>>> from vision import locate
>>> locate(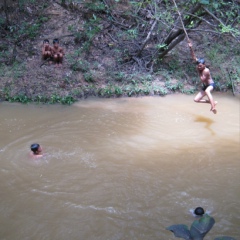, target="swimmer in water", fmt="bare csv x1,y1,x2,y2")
190,207,211,217
30,143,43,158
194,207,205,216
